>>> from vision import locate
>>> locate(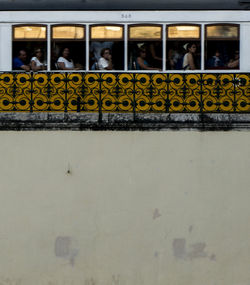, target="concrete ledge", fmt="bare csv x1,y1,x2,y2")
0,112,249,131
